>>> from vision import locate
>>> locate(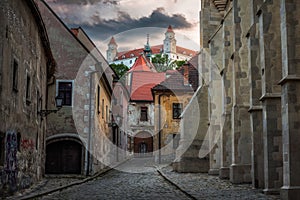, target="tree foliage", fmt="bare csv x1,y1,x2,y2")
110,63,129,78
151,54,186,72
